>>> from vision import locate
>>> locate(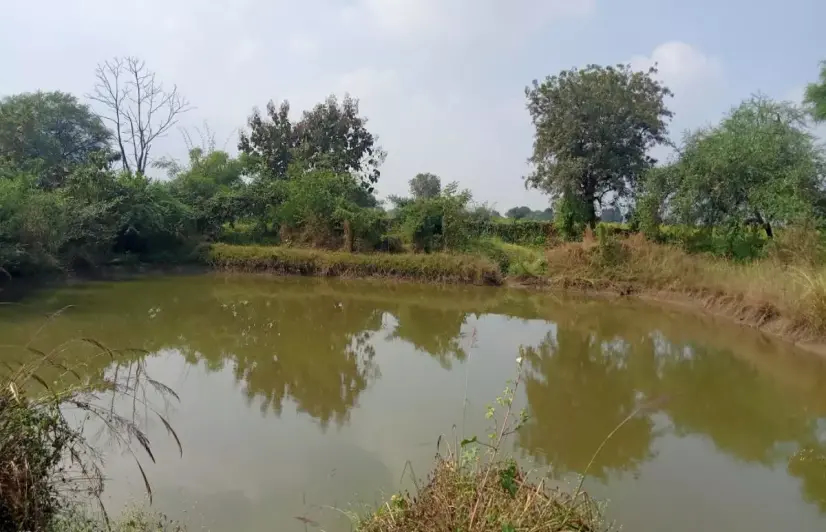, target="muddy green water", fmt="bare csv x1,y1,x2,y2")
2,274,826,531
